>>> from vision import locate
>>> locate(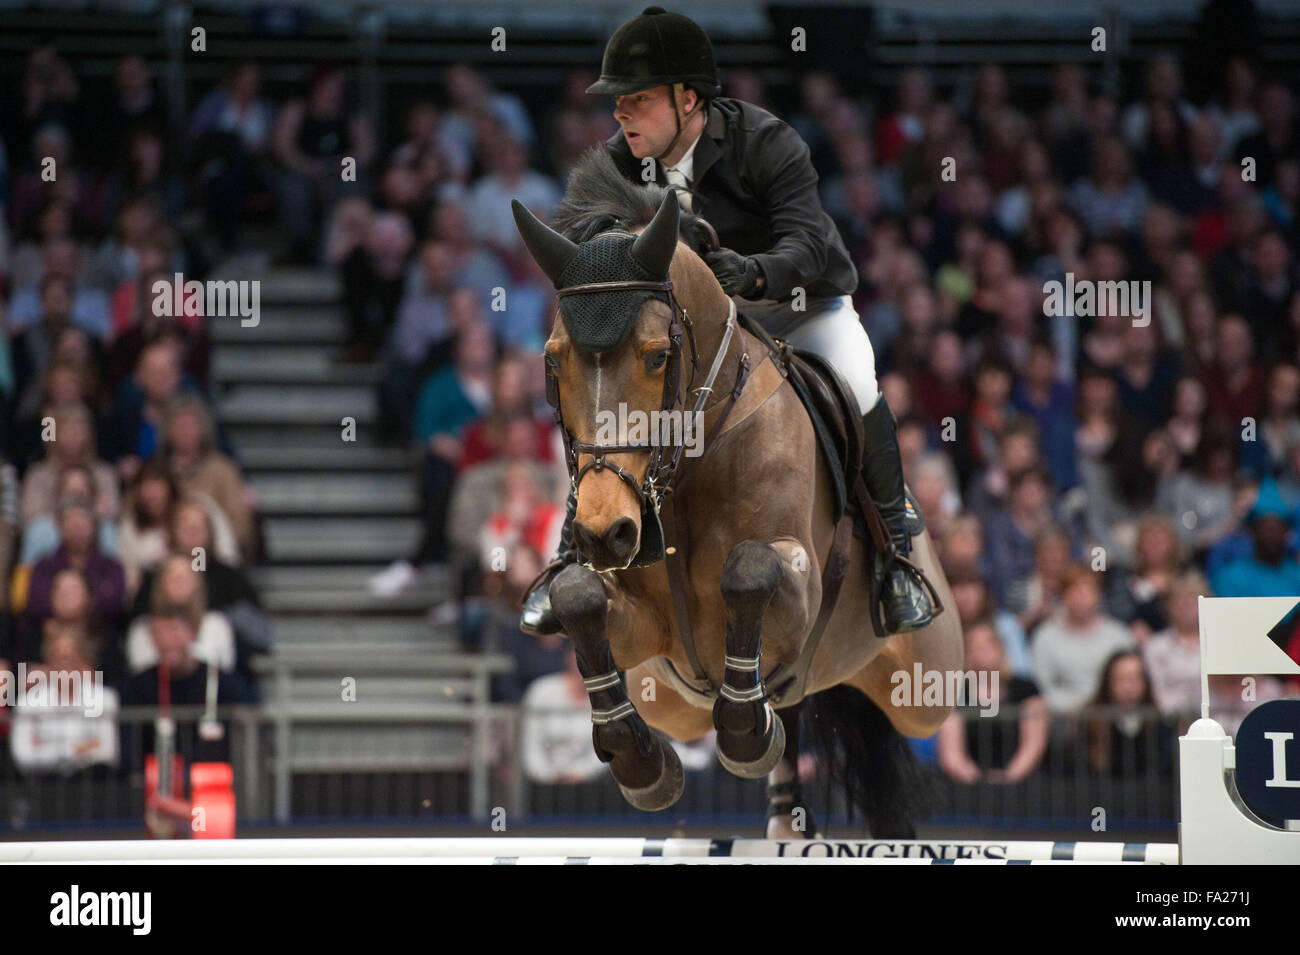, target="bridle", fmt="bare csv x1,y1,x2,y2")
545,230,739,567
